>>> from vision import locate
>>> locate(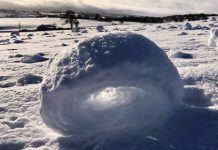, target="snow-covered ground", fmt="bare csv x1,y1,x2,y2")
0,18,117,31
0,19,218,150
